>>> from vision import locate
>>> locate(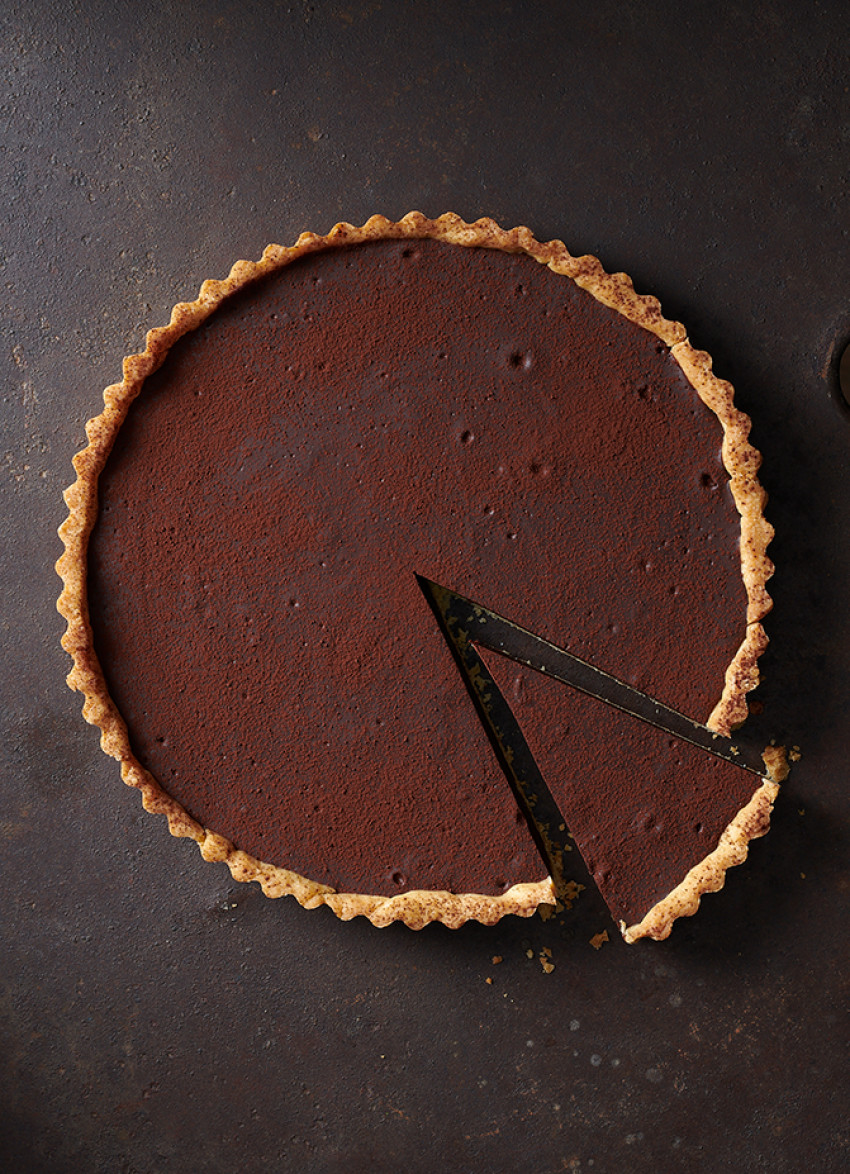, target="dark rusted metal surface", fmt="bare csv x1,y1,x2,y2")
2,1,848,1170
